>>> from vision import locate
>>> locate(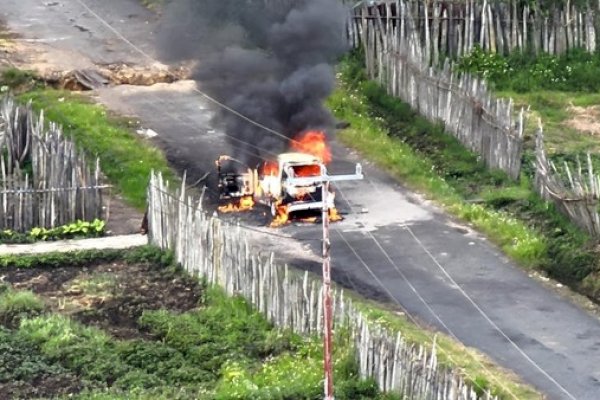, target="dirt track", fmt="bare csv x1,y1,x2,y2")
2,1,600,398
